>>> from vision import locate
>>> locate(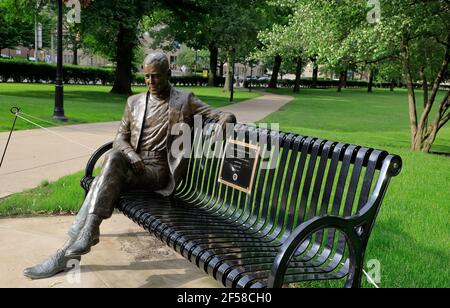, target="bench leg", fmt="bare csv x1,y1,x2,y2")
345,252,363,288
